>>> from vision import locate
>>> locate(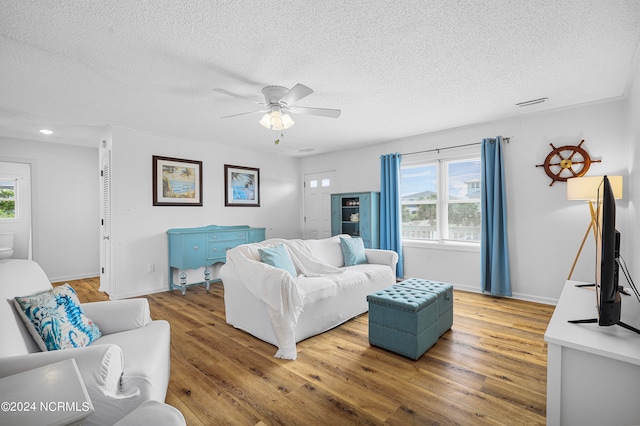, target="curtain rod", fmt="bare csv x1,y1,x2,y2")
403,137,511,156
